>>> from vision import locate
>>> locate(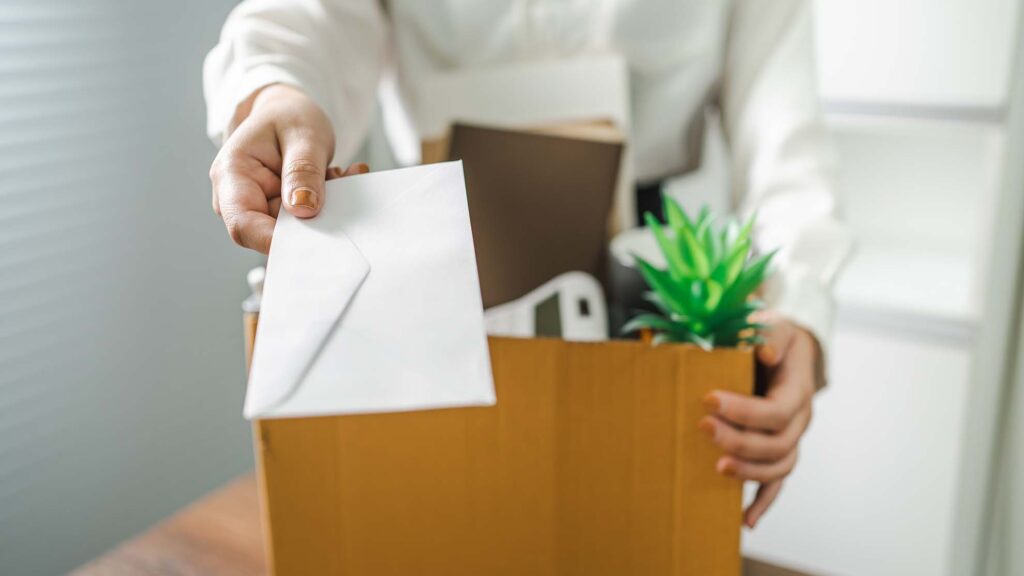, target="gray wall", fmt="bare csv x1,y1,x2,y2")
0,2,262,574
